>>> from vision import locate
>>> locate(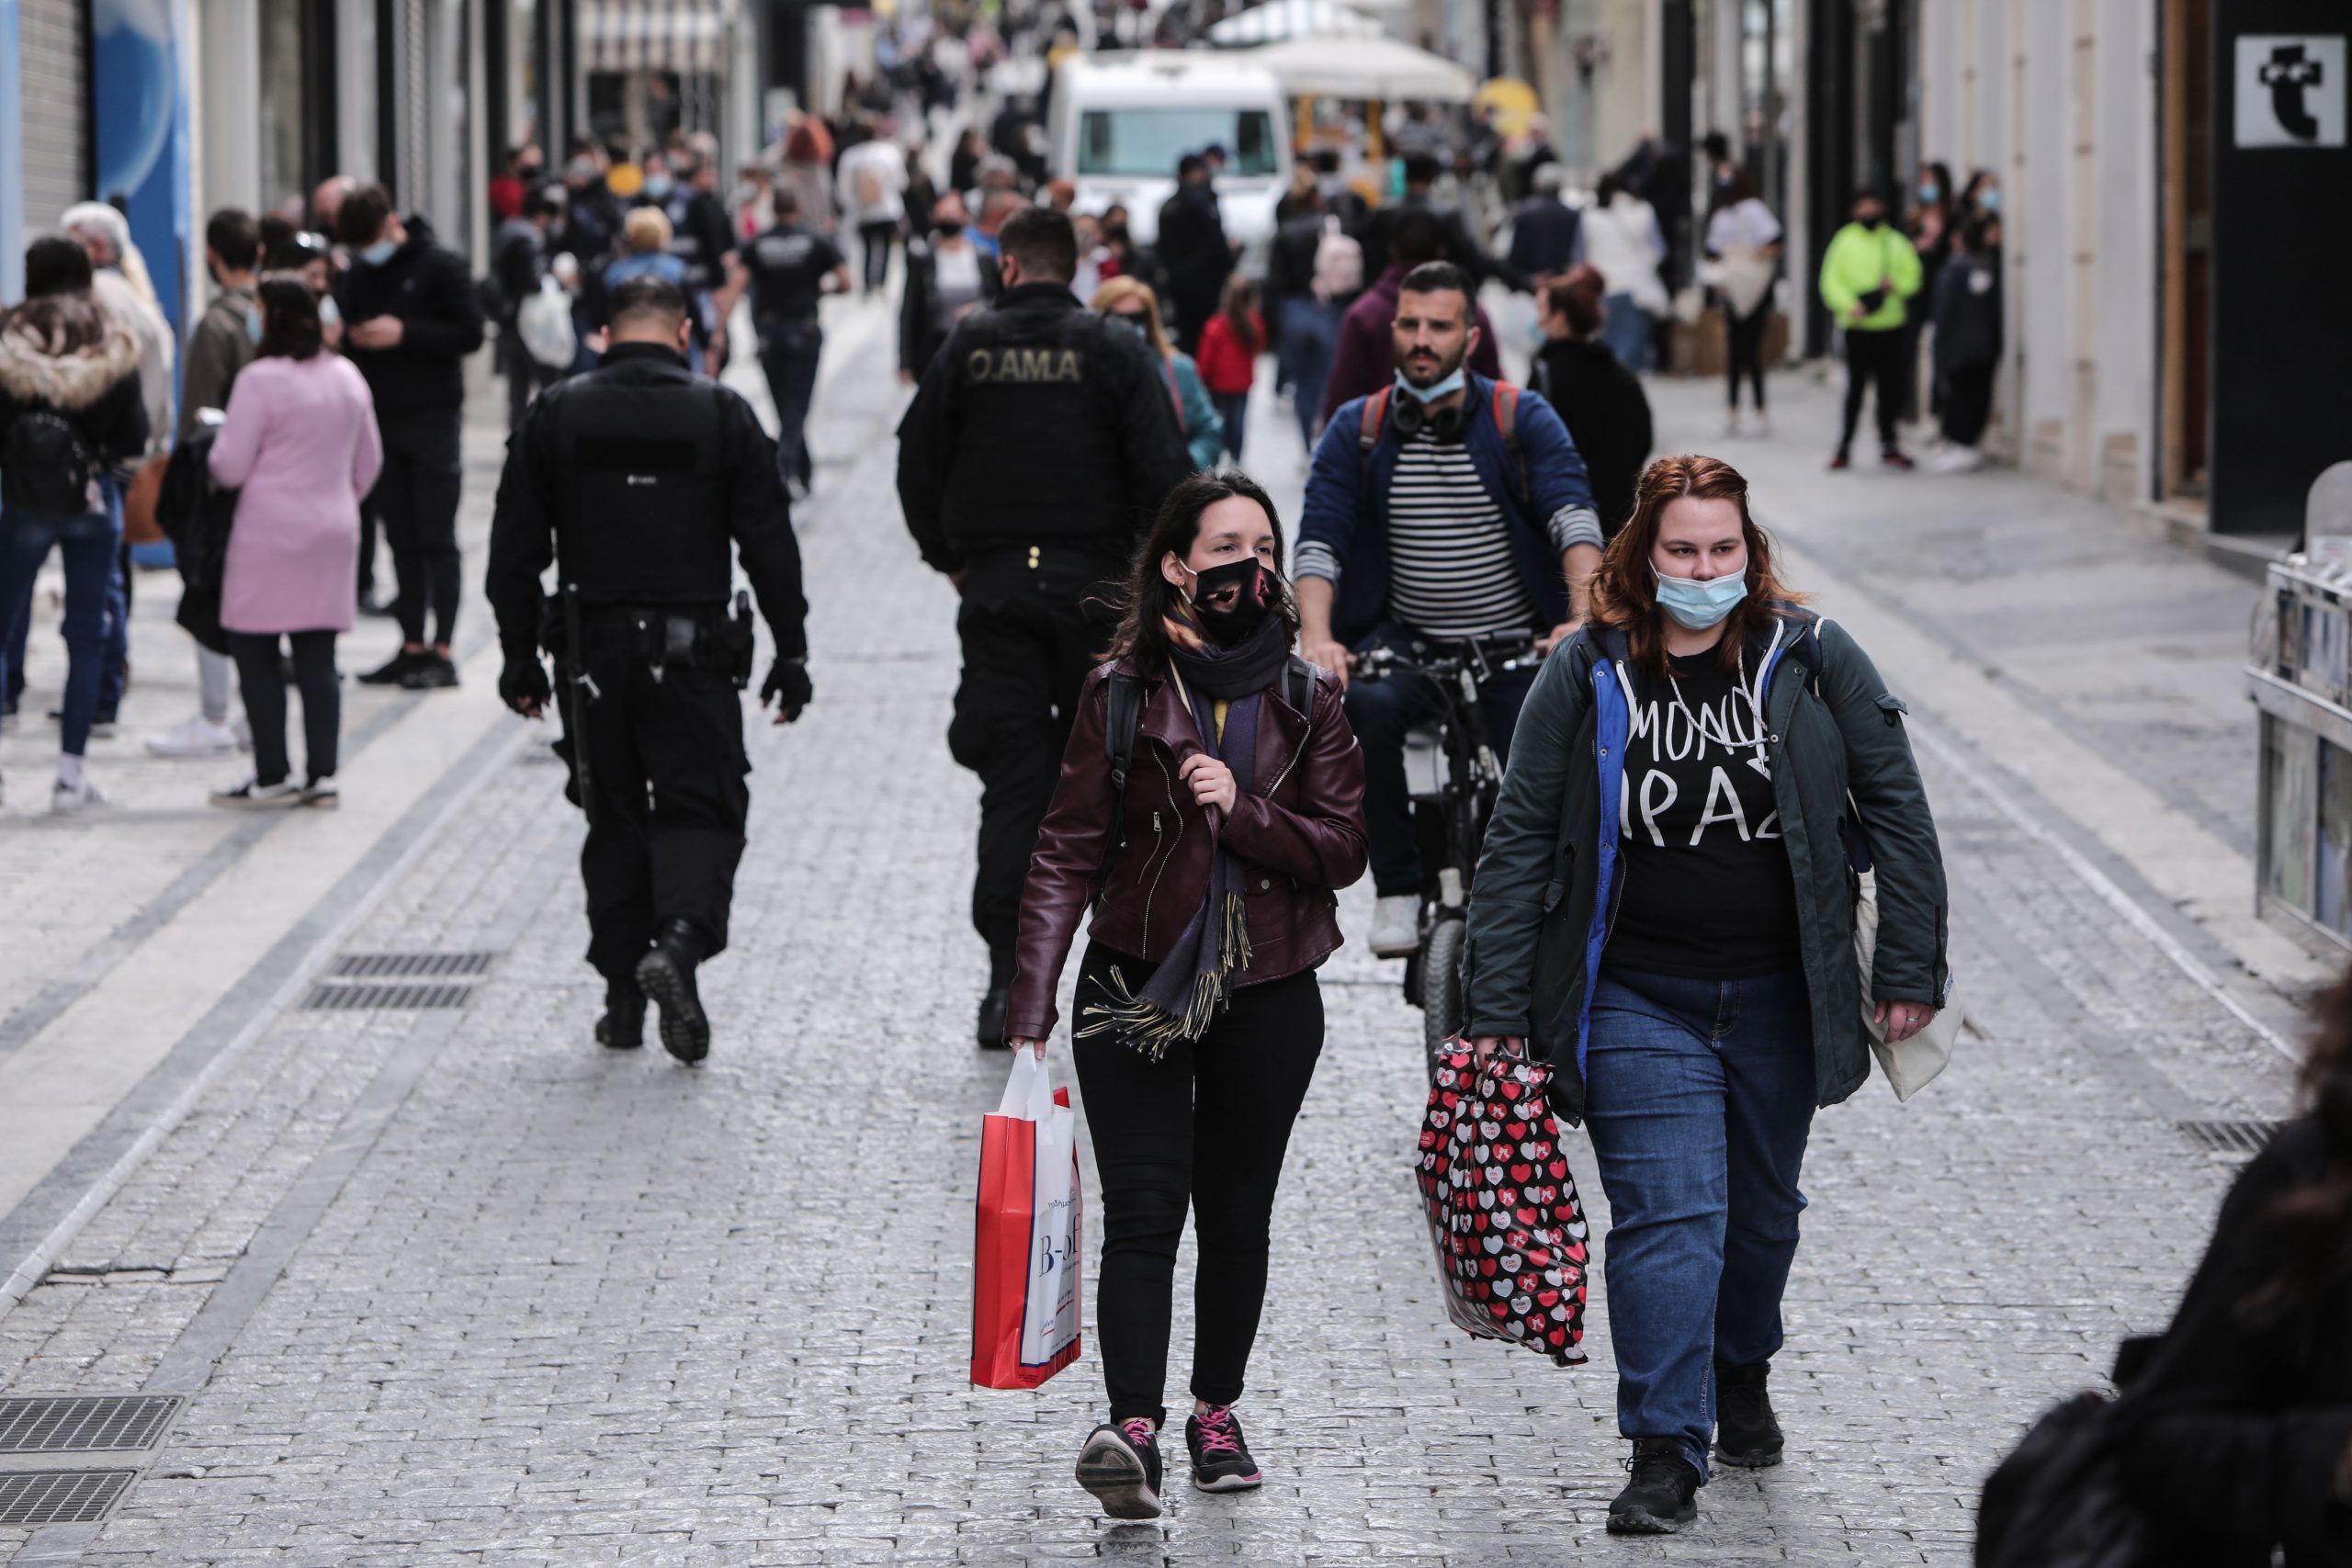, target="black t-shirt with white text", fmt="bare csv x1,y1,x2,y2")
1606,649,1804,979
744,223,844,323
